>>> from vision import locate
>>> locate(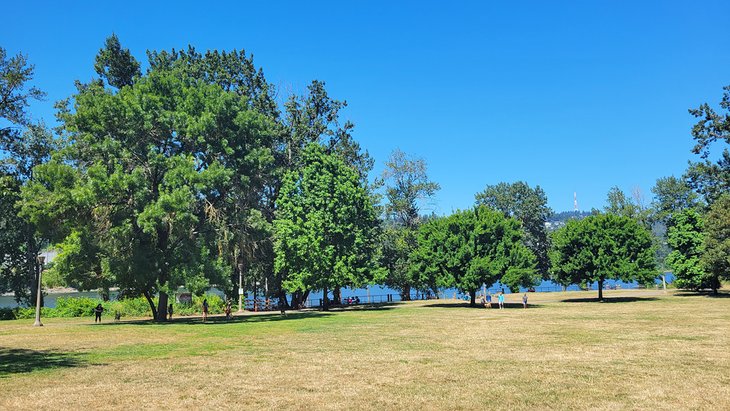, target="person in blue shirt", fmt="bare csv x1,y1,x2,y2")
485,293,492,308
498,292,505,309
